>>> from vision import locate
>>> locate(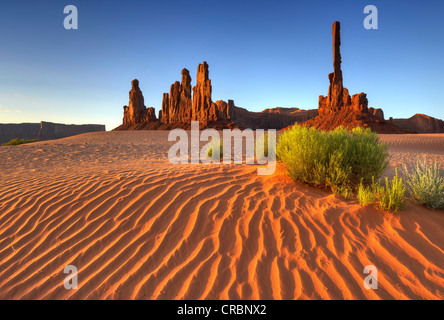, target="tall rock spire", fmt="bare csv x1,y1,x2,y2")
192,61,213,122
319,21,368,117
332,21,342,86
